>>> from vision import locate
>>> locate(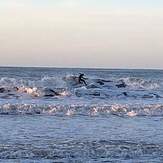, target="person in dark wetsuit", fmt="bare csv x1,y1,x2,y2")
78,73,87,86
